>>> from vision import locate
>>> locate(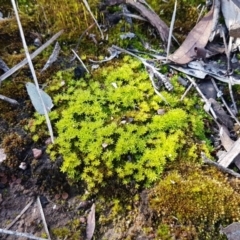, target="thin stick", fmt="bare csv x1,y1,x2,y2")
0,94,19,105
82,0,104,39
0,30,63,83
181,83,193,101
221,27,232,74
166,0,177,61
201,152,240,178
221,28,237,113
71,49,89,74
112,45,173,91
37,196,51,240
148,69,169,104
74,22,95,53
6,198,34,230
186,75,217,120
229,76,238,114
0,228,47,240
11,0,54,143
211,78,240,126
